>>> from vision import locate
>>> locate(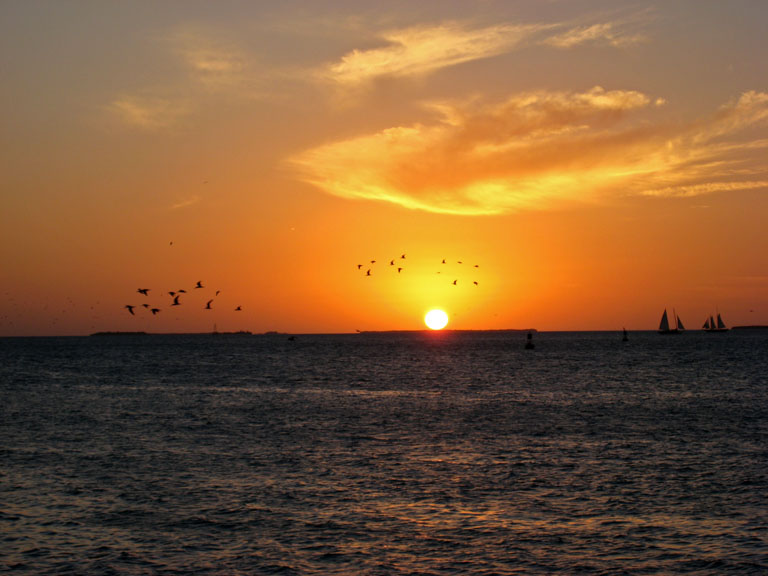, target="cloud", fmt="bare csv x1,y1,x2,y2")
170,195,202,209
322,22,548,87
167,29,252,93
291,89,768,215
543,22,646,48
107,96,190,131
